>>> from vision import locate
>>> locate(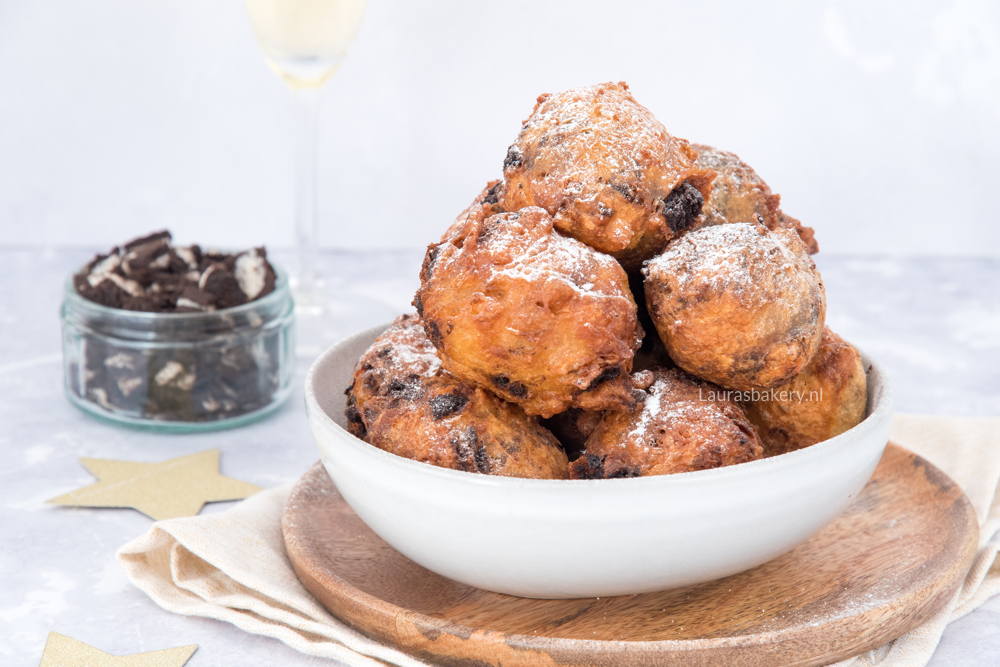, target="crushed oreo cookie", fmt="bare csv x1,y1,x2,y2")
63,231,292,425
73,230,277,313
661,181,705,234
